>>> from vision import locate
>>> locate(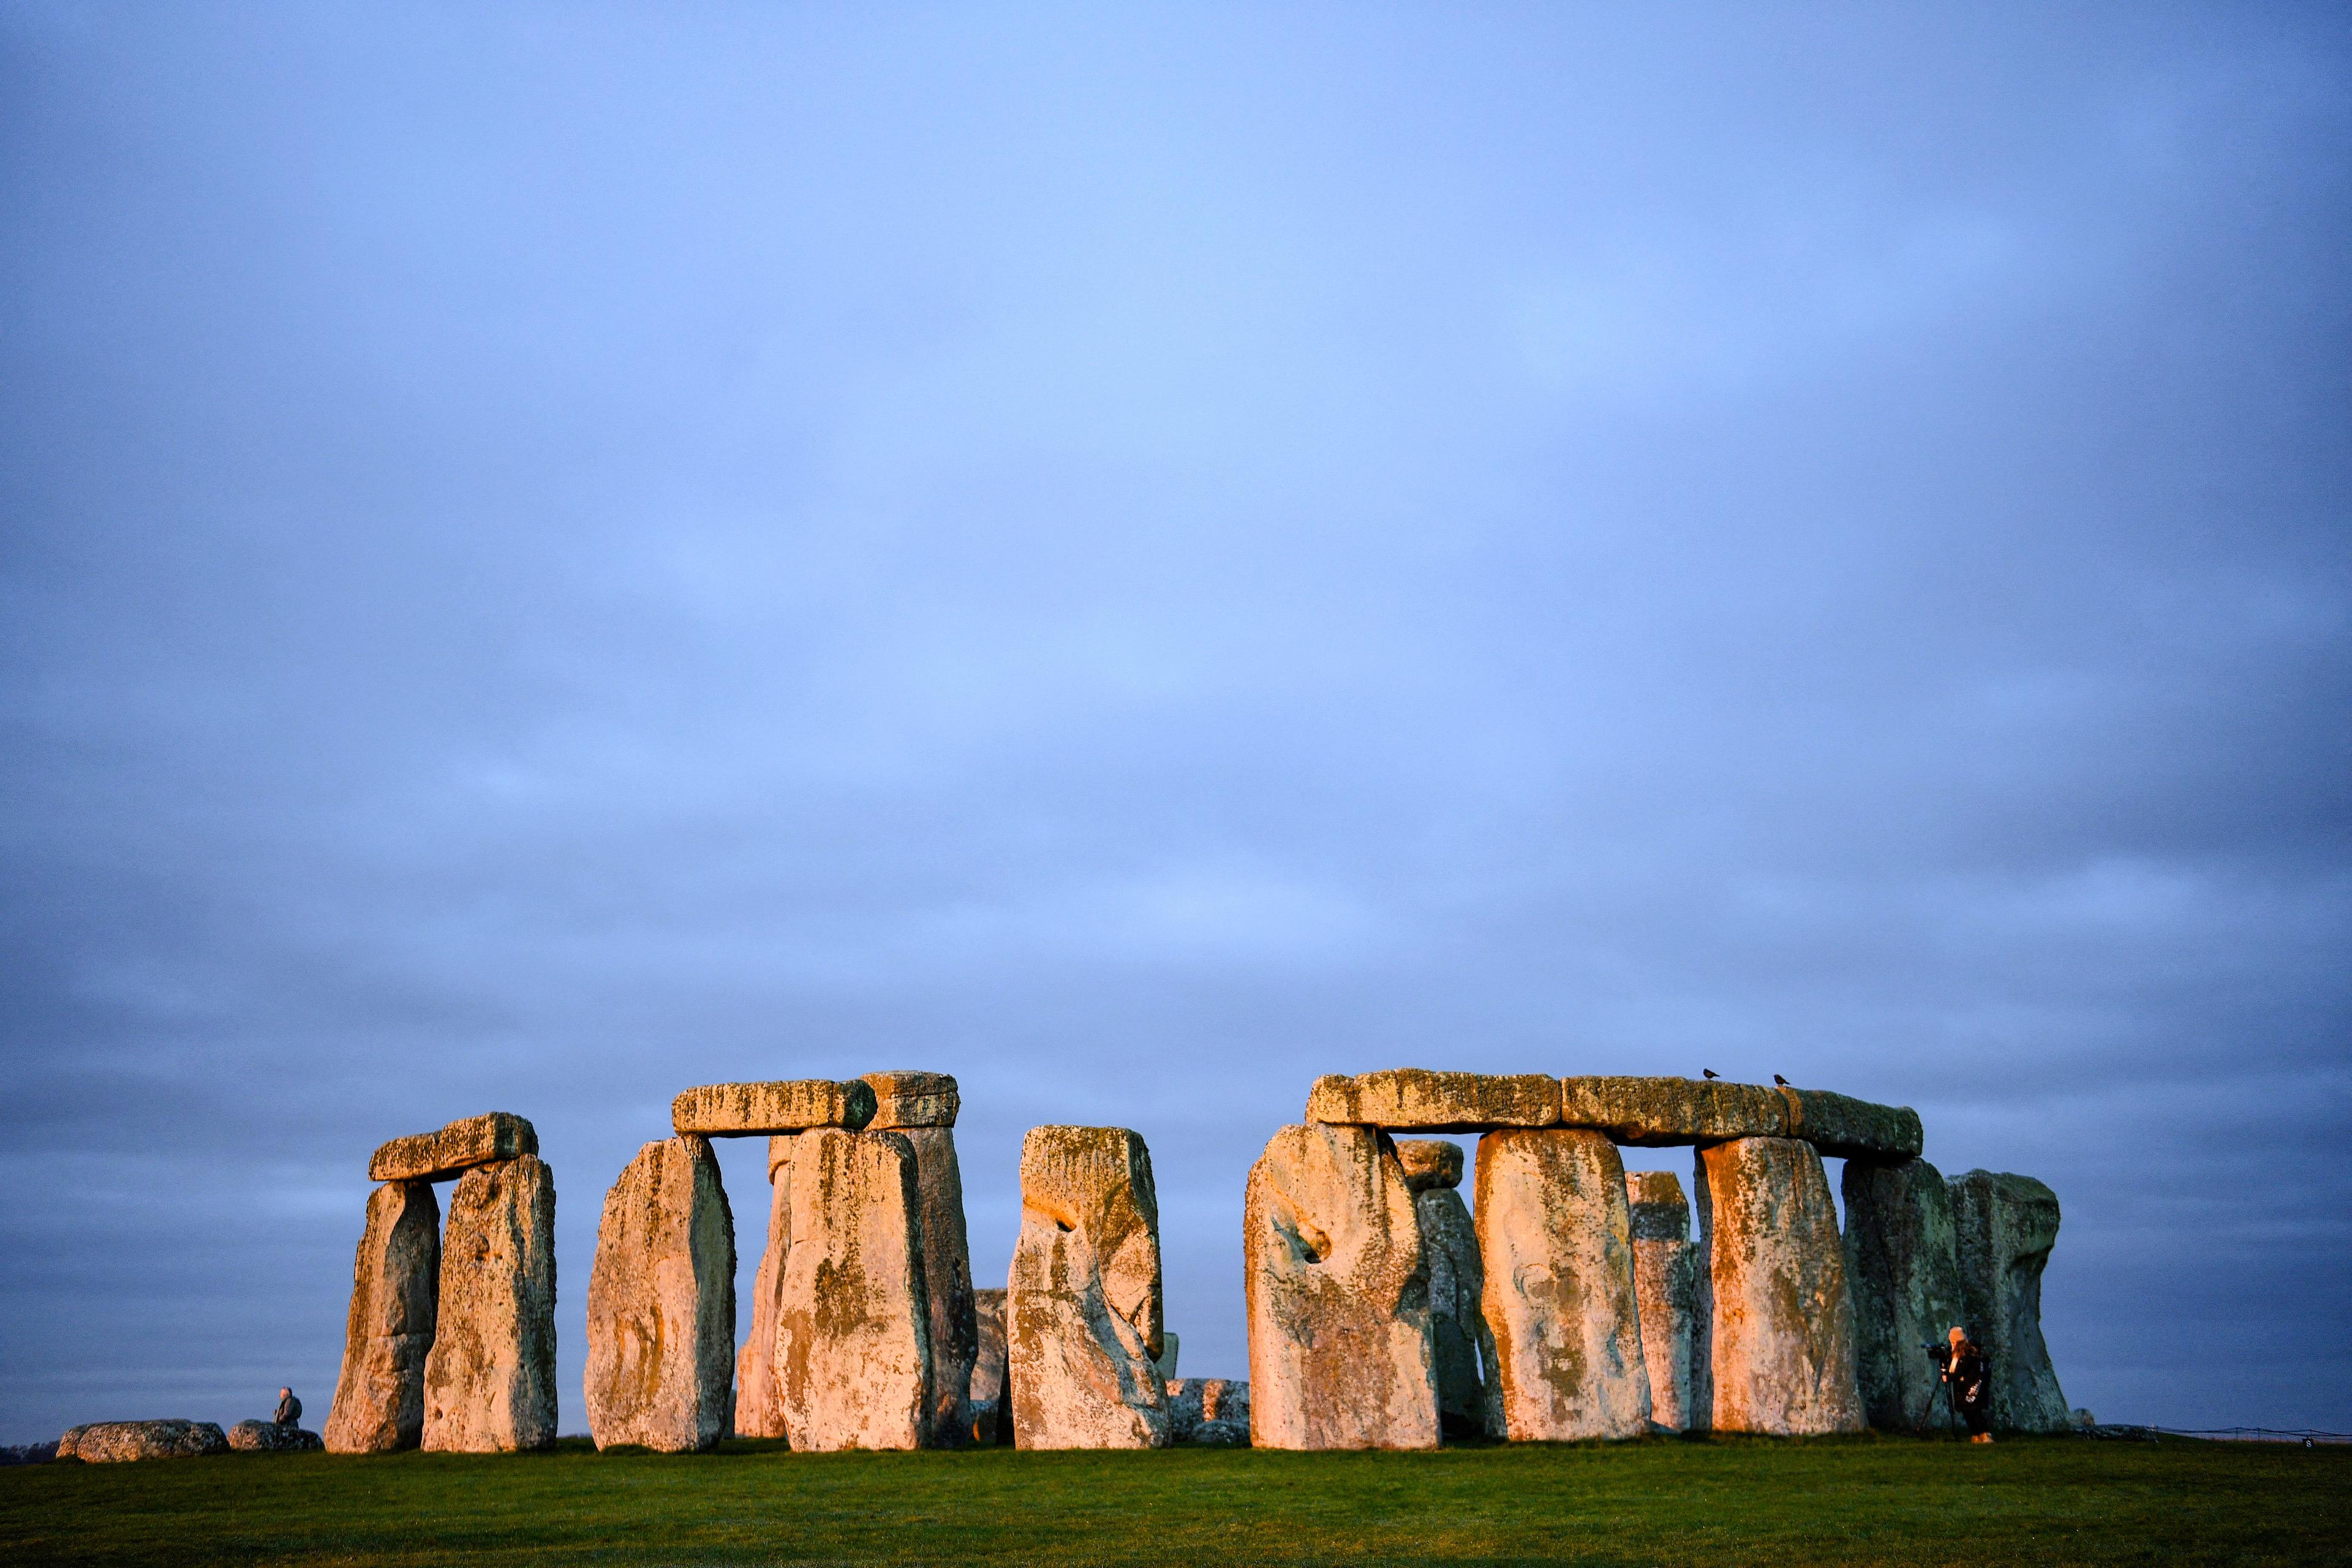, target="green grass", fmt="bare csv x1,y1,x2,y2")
1,1433,2343,1566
